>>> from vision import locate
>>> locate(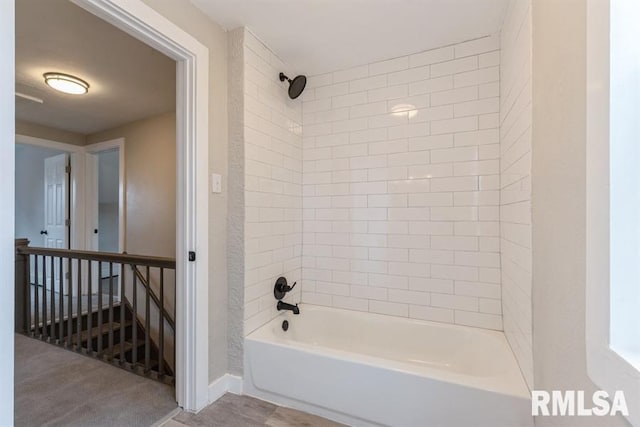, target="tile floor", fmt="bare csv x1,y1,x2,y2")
163,393,345,427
